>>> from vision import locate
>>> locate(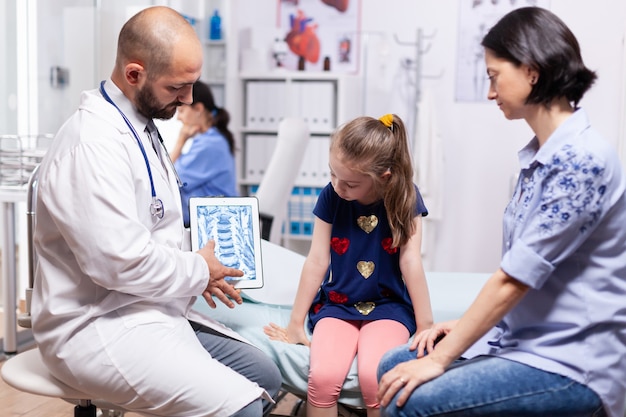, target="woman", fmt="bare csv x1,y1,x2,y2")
377,7,626,417
171,80,238,227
